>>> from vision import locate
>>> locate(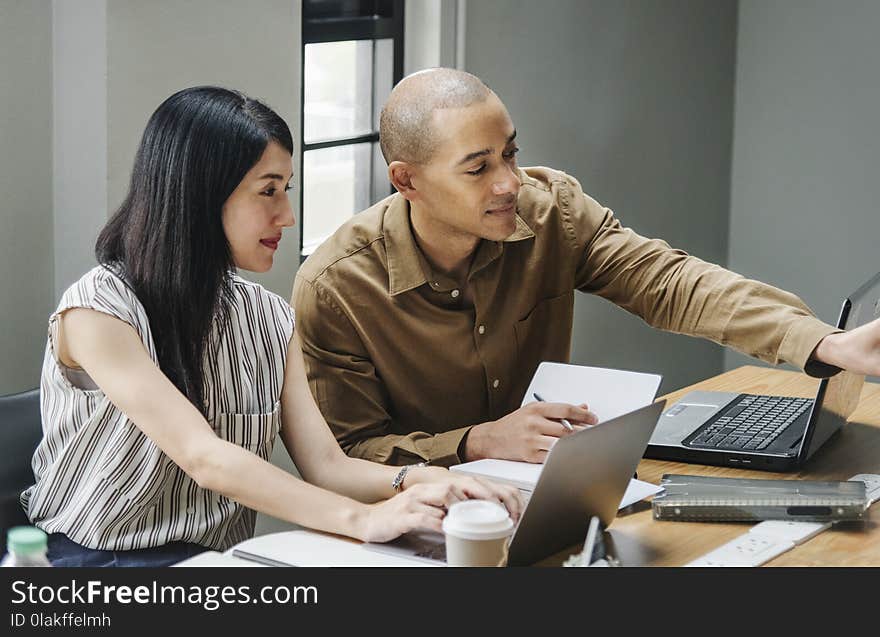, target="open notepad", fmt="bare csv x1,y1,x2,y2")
520,361,662,421
452,362,664,506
